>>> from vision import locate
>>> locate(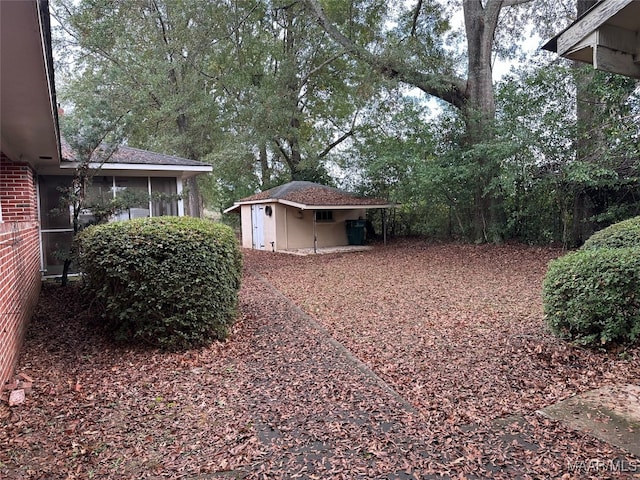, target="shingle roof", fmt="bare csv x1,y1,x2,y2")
237,181,390,207
61,139,209,167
